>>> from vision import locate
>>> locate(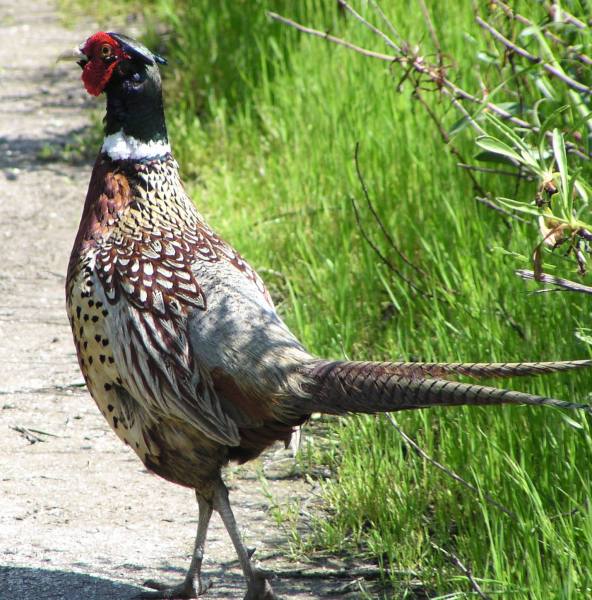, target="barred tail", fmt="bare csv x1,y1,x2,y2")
363,359,592,380
299,360,592,415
